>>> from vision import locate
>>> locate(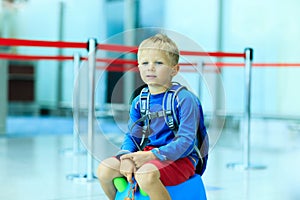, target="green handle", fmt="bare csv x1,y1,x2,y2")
113,177,149,196
113,177,128,193
139,188,148,196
